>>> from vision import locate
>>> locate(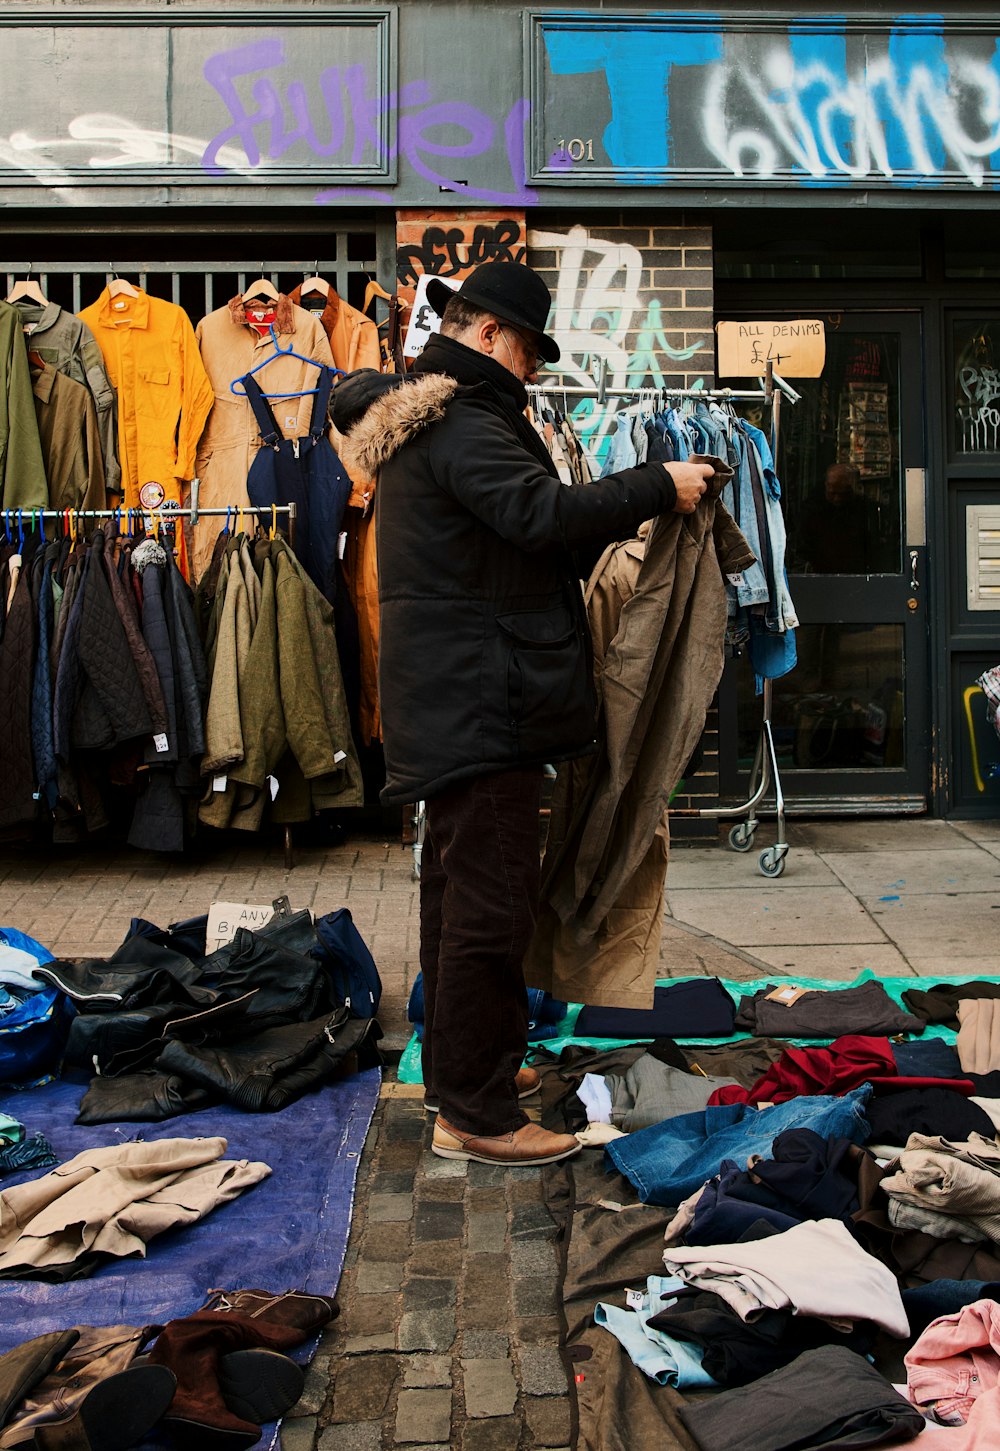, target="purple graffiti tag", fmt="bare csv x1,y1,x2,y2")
201,38,537,204
202,38,286,172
